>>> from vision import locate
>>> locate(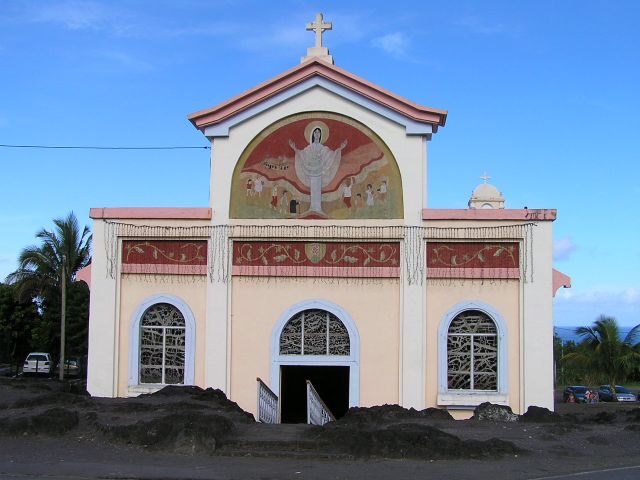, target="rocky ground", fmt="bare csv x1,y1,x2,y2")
1,377,640,479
